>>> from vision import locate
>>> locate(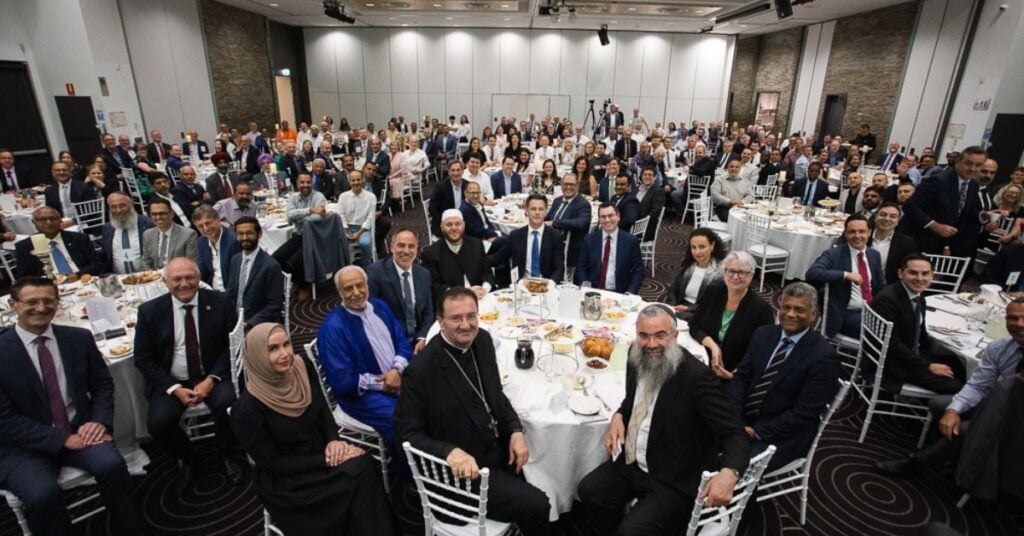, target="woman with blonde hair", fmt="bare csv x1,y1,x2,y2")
387,137,408,211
